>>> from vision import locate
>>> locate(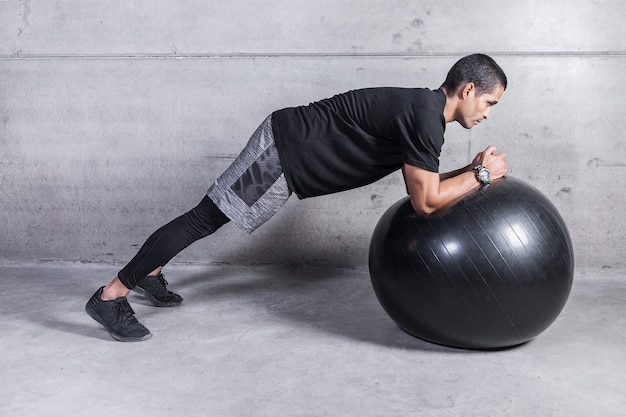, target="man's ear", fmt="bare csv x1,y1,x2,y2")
460,82,475,99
